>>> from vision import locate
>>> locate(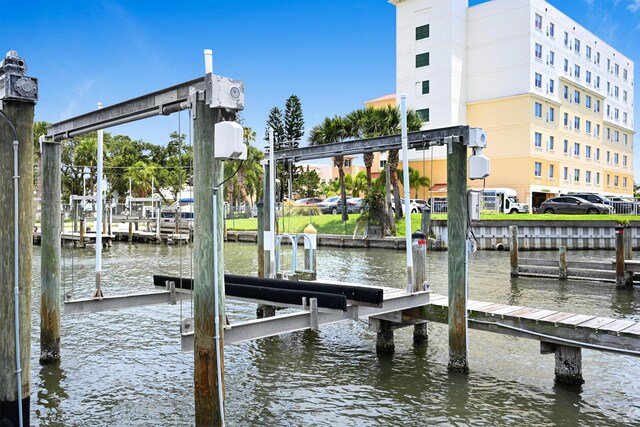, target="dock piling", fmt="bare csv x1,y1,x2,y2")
411,230,429,343
510,226,519,277
554,345,584,385
558,247,568,280
376,320,395,354
79,218,86,247
615,226,626,288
